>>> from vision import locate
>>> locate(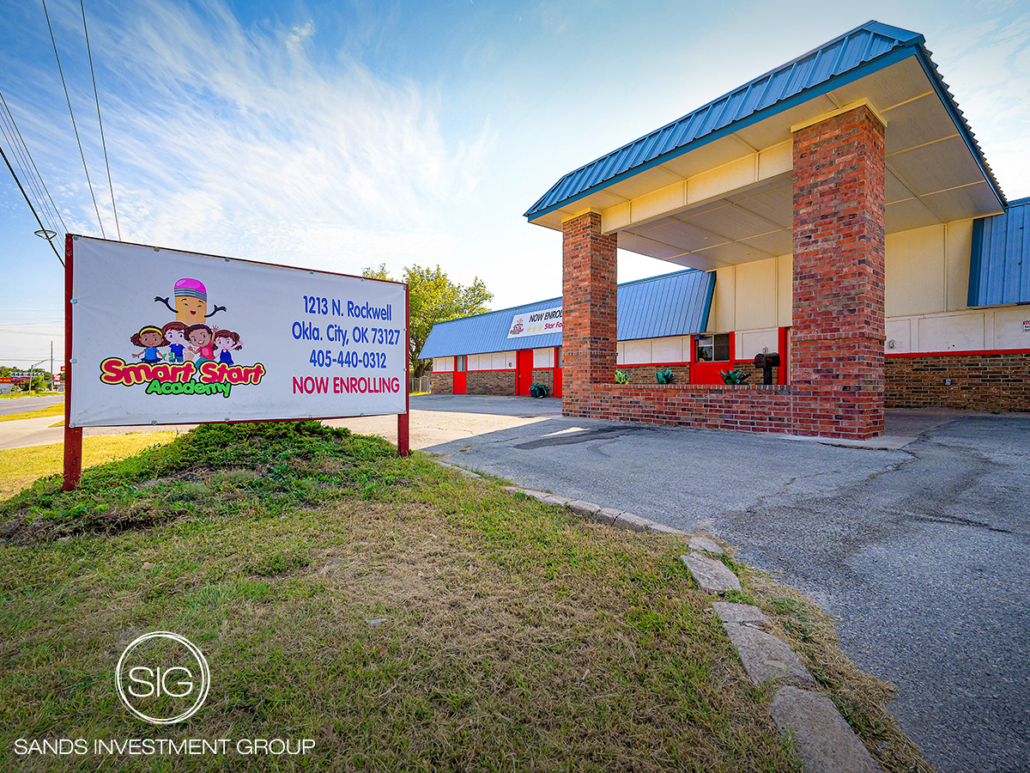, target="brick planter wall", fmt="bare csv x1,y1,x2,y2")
886,352,1030,411
431,372,453,394
466,370,515,396
617,364,691,385
561,383,884,438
